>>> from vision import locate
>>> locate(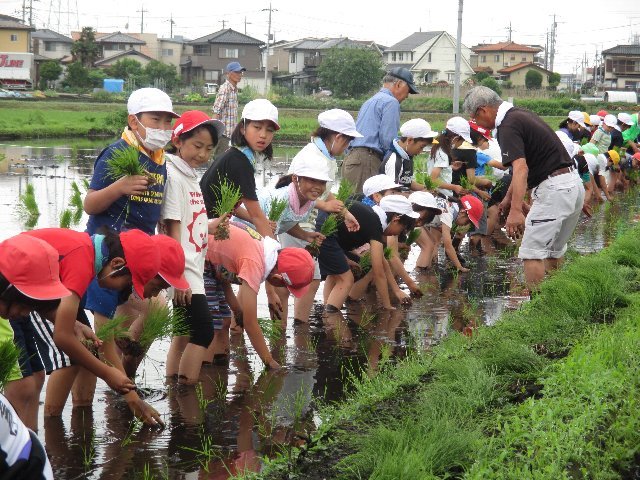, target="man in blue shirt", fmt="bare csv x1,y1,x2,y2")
341,67,418,193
